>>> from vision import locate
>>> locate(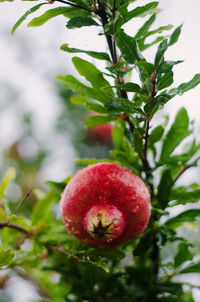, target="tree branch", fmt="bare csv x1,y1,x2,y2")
51,0,91,12
0,222,29,235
